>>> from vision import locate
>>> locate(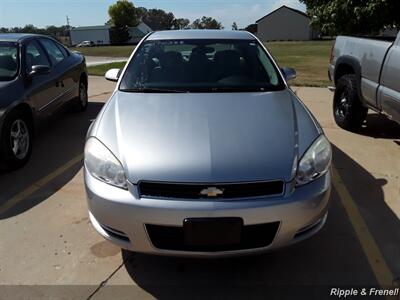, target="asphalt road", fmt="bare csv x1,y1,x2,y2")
0,77,399,300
